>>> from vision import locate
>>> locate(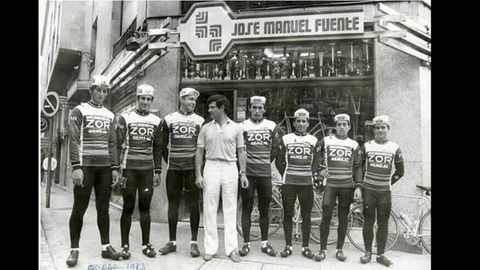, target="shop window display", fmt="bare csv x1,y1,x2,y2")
181,39,374,142
181,39,373,81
